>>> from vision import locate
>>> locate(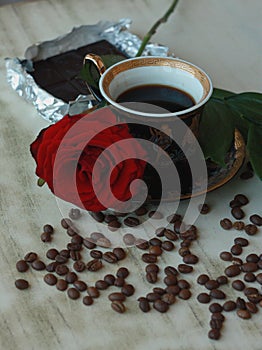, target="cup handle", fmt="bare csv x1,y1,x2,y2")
83,53,107,102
